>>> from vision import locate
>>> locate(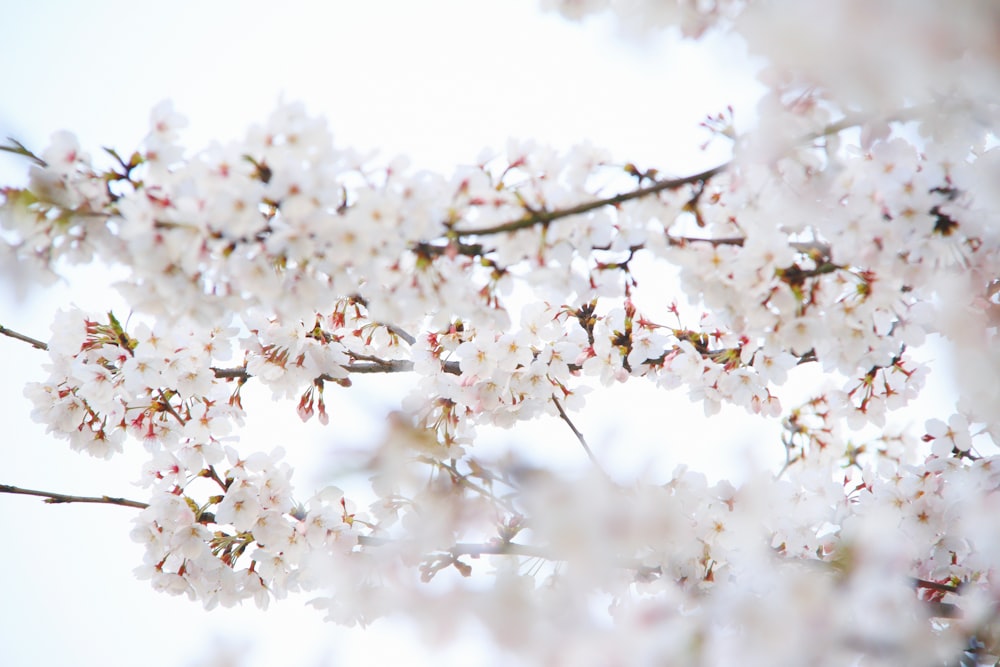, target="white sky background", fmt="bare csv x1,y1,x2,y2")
0,2,951,666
